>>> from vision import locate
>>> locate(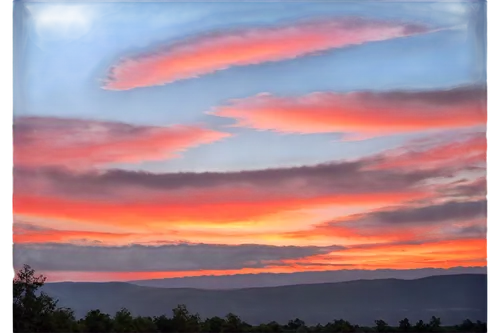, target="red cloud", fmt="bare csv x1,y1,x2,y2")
13,134,479,226
13,179,480,247
14,117,230,168
103,18,430,90
11,220,277,246
212,86,486,135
